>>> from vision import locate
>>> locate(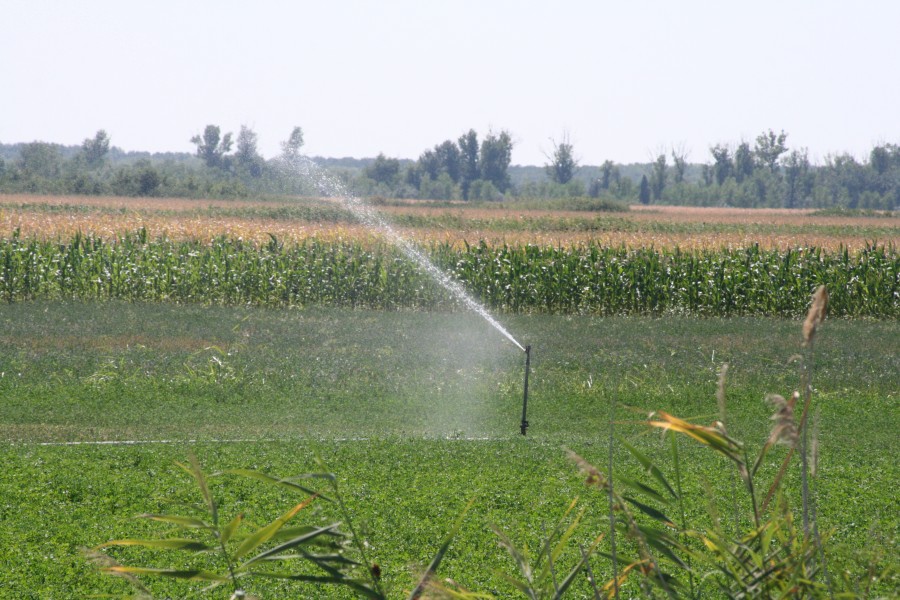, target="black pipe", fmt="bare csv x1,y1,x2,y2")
520,345,531,435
